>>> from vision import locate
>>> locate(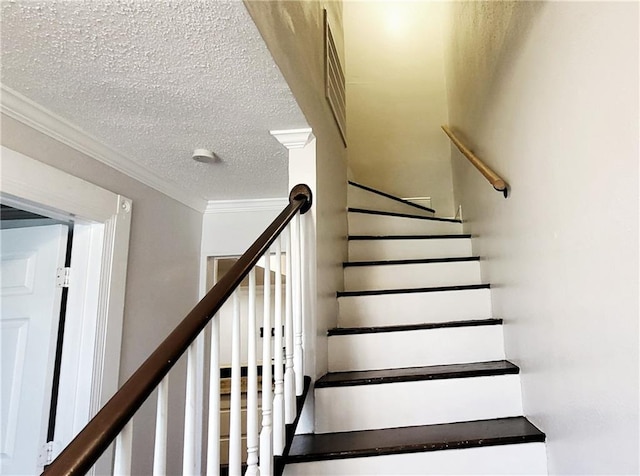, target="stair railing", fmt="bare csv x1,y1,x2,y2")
43,184,313,476
441,125,509,198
